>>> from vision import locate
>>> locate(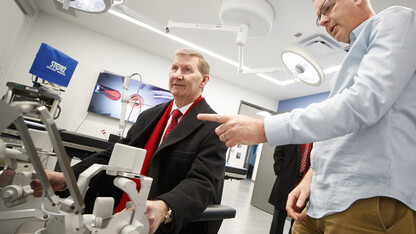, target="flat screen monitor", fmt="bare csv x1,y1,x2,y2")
88,71,173,122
